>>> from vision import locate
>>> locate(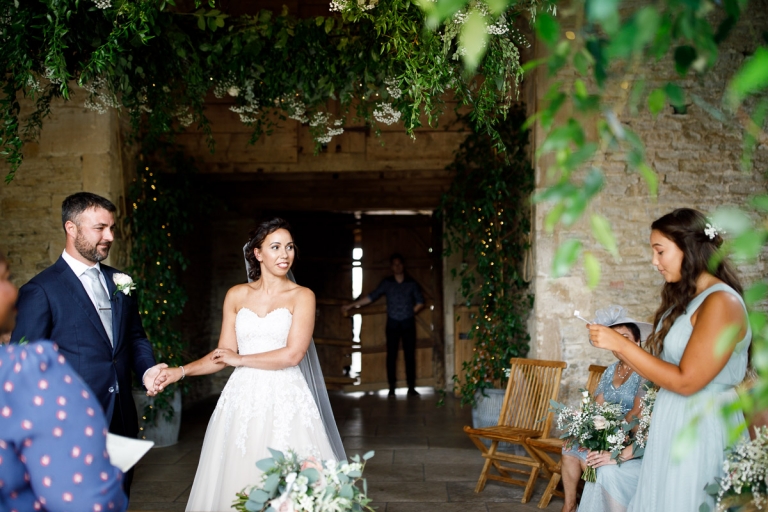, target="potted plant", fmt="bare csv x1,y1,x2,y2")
440,105,534,426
